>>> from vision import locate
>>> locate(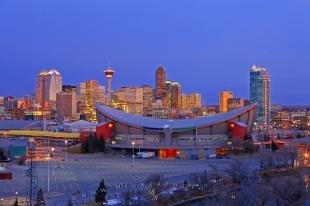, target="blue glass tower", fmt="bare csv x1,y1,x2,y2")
250,65,271,123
